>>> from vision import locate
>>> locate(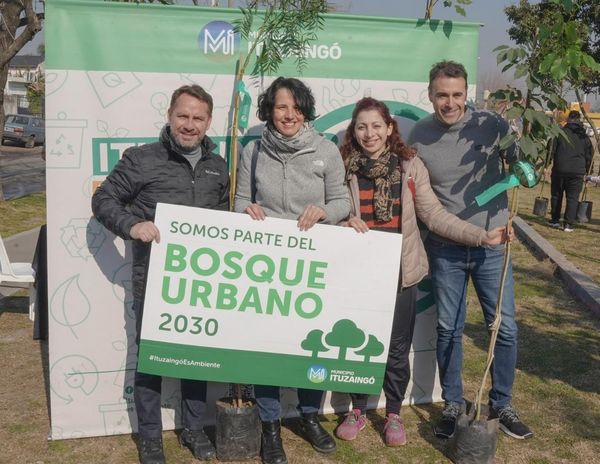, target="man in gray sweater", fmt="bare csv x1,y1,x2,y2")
408,61,532,440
